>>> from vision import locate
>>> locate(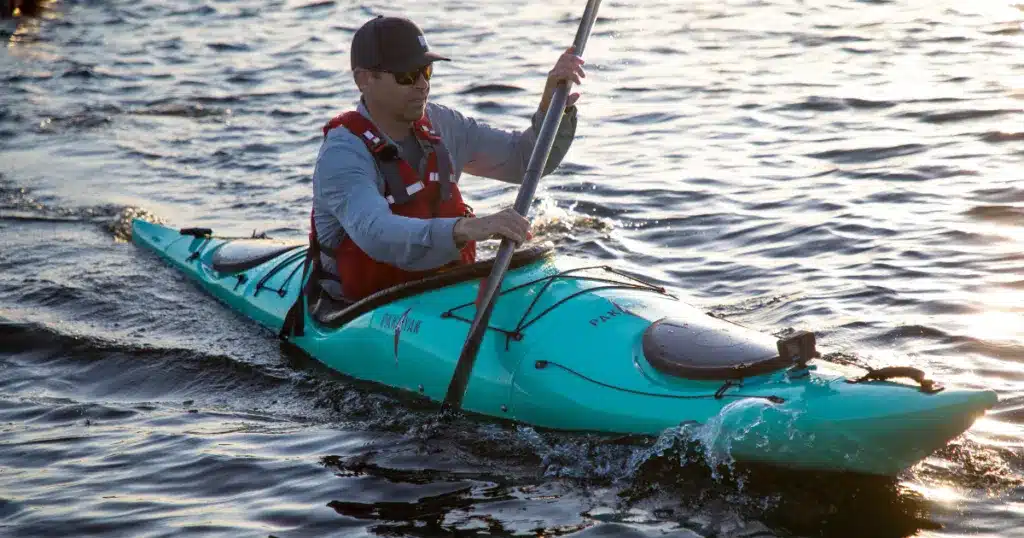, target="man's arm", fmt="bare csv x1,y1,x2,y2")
314,131,463,271
431,47,585,185
430,103,577,185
